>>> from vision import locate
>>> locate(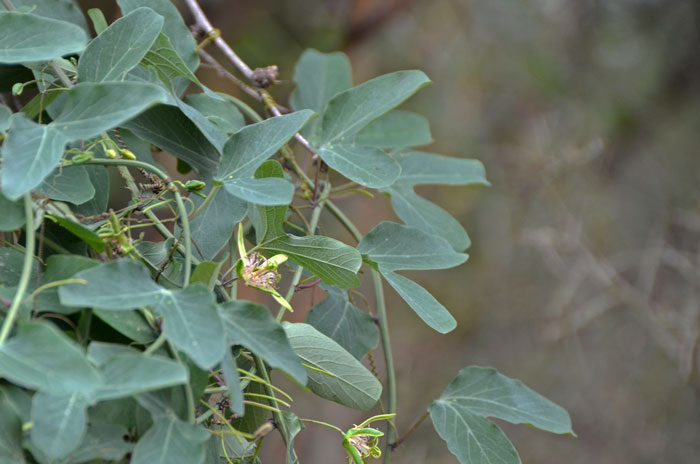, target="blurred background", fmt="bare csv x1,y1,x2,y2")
90,0,700,462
